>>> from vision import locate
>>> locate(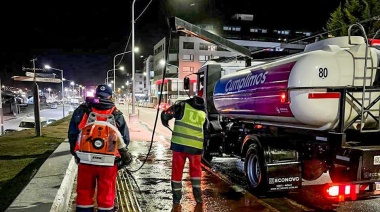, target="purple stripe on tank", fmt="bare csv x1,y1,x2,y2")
214,61,296,117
